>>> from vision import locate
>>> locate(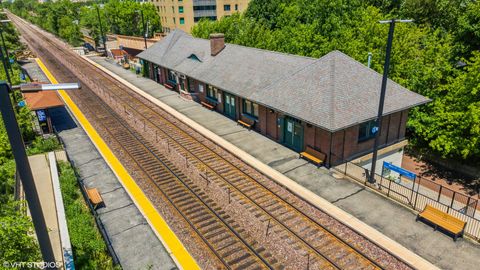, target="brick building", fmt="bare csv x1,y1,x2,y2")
151,0,250,33
138,30,429,169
